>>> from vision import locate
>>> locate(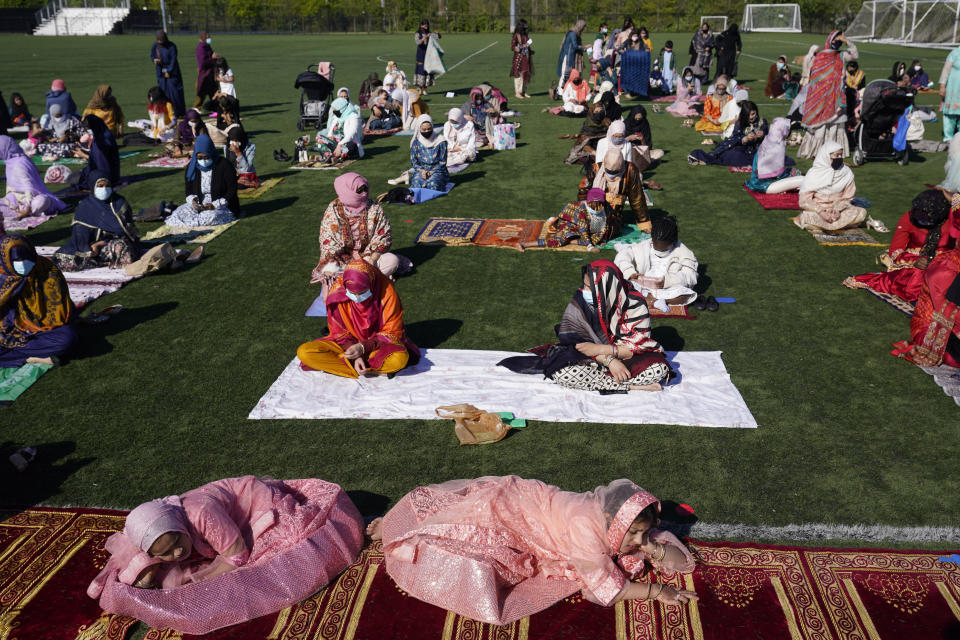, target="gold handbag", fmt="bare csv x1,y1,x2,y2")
436,404,511,446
